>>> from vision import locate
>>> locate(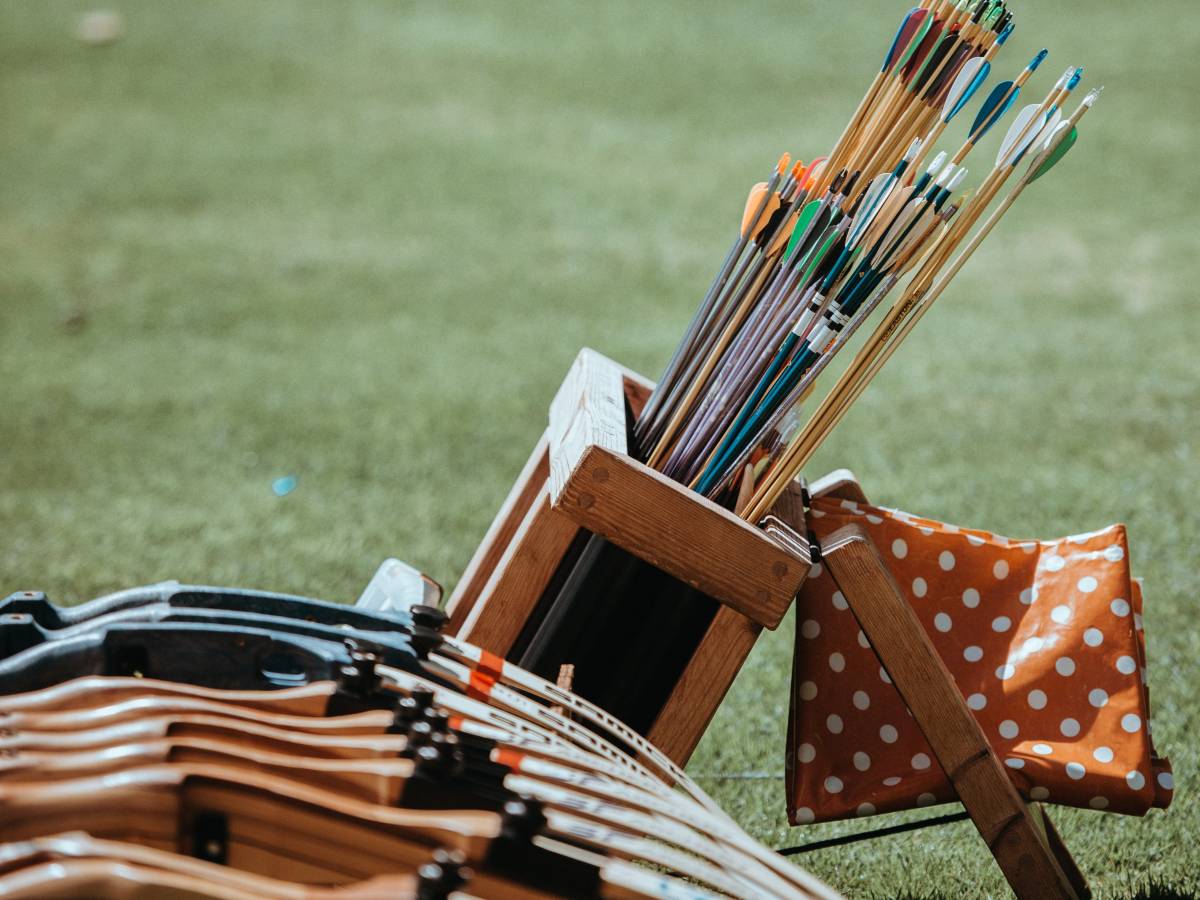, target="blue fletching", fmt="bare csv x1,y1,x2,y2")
948,59,991,122
970,80,1017,140
1068,67,1083,90
883,8,922,72
1029,48,1049,72
997,22,1015,45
